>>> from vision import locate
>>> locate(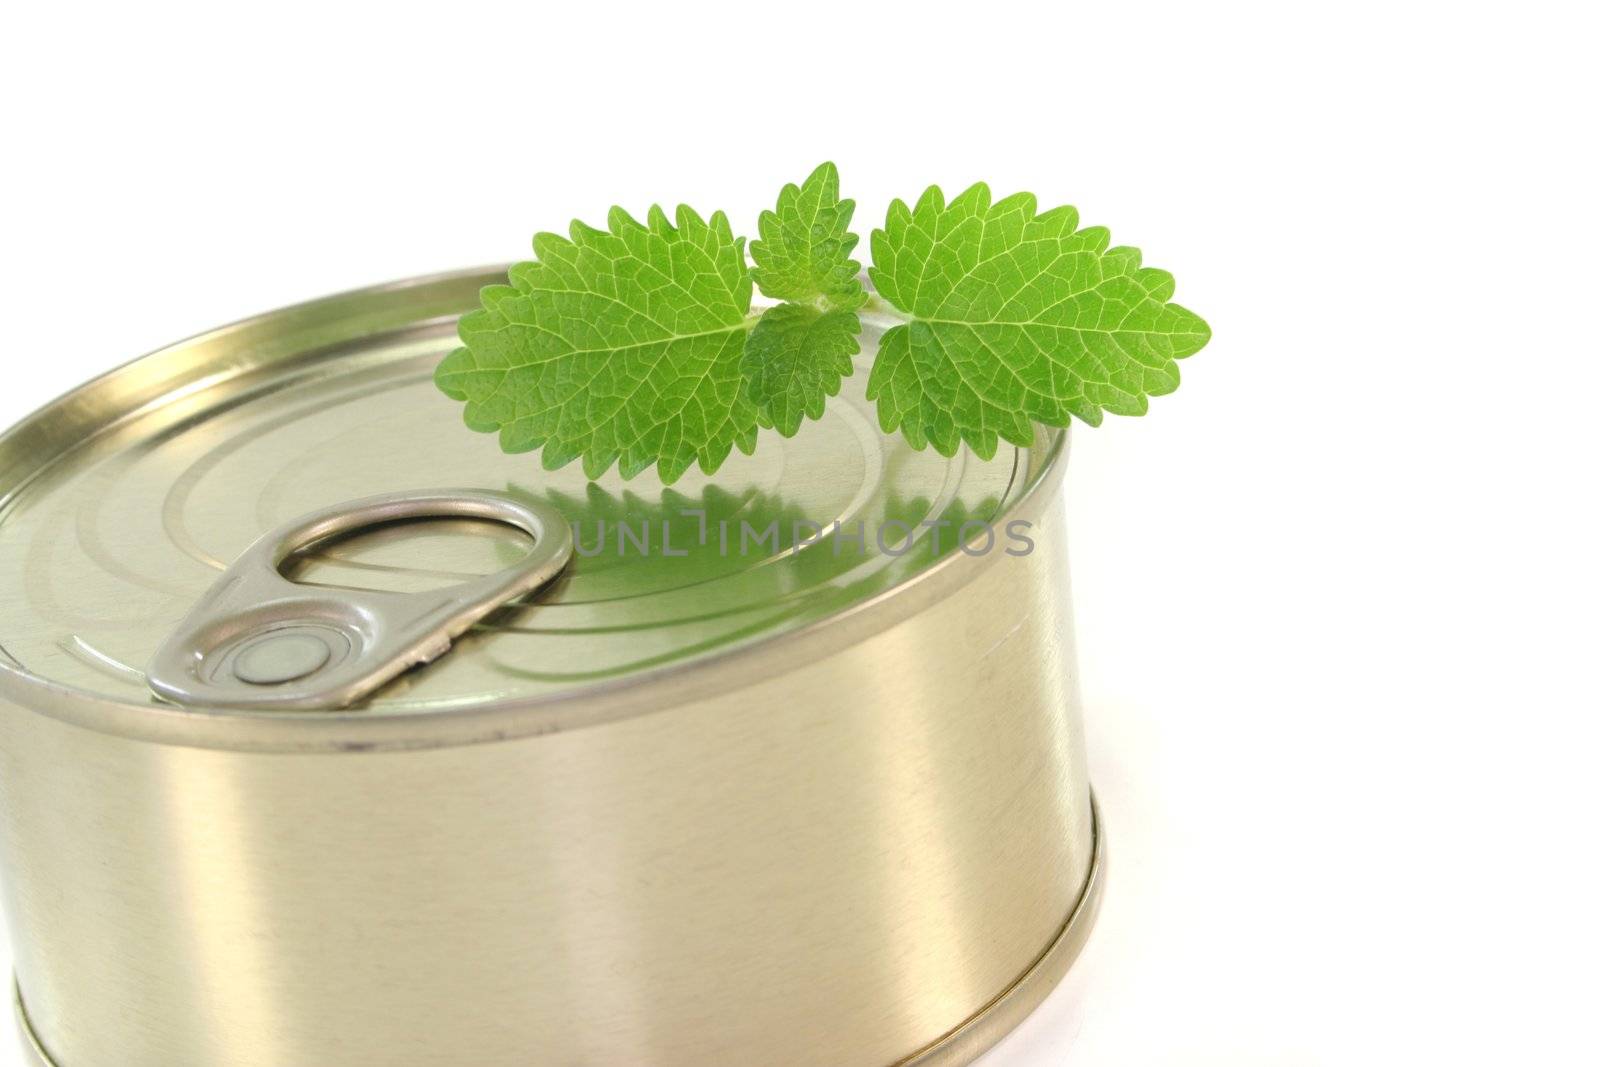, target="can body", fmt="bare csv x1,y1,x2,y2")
0,269,1099,1067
